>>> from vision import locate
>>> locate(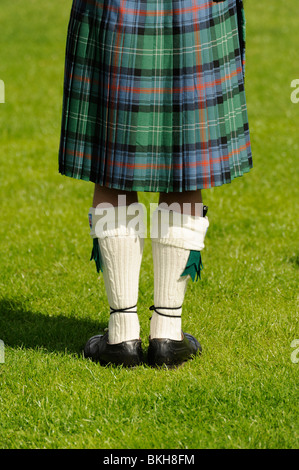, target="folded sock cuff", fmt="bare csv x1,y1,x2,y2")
150,207,209,251
89,203,146,239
